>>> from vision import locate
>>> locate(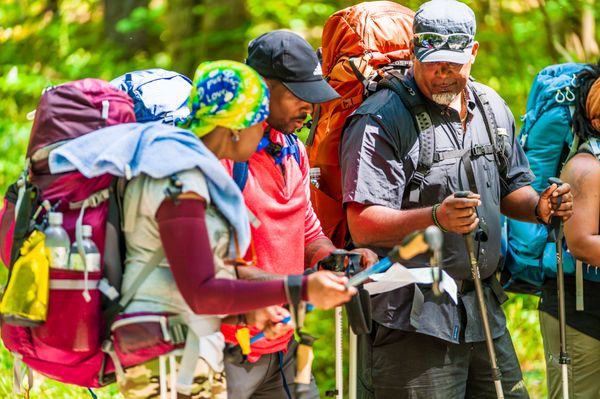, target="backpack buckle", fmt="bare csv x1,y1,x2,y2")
470,146,487,157
411,171,426,186
164,175,183,201
169,322,188,345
